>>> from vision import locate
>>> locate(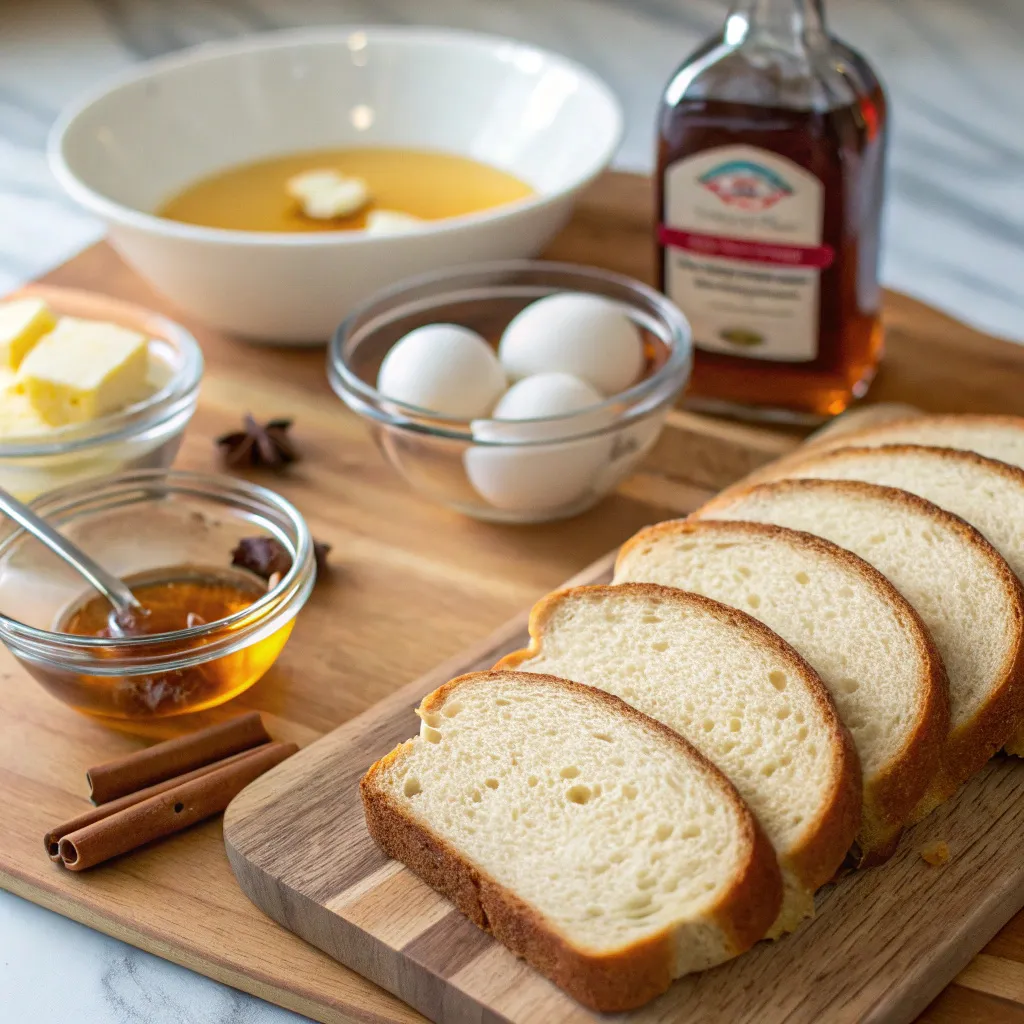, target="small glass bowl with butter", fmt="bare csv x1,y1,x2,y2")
328,261,692,523
0,470,314,720
0,285,203,500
